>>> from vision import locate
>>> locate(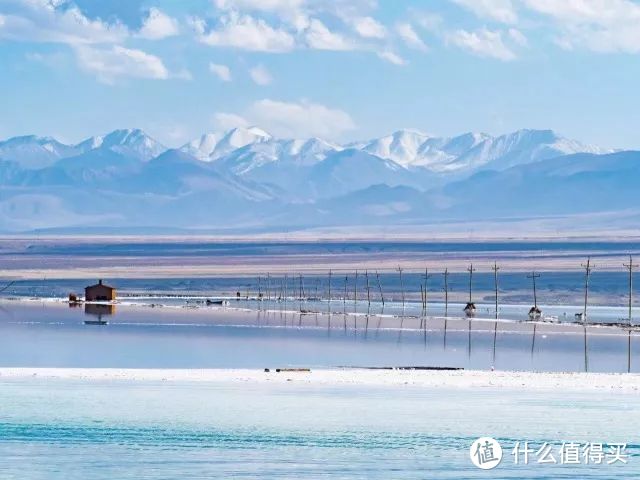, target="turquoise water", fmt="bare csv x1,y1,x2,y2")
1,300,639,478
0,378,638,478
